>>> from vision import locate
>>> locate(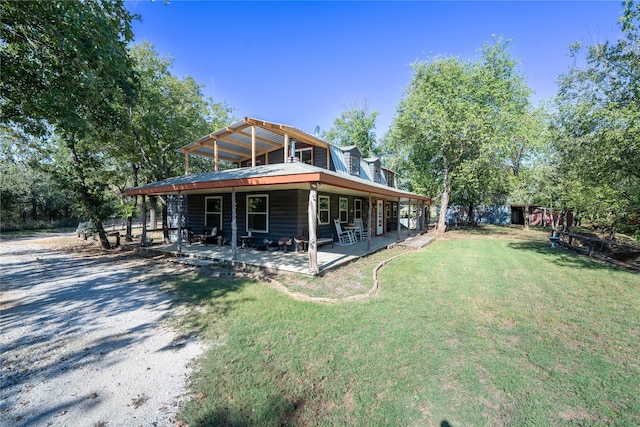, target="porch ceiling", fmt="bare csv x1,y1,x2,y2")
179,117,328,163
